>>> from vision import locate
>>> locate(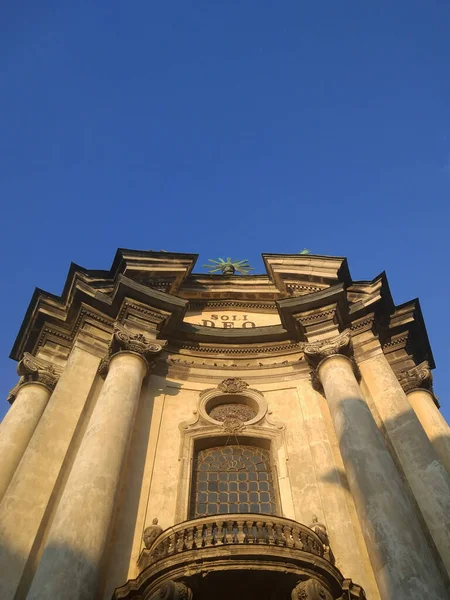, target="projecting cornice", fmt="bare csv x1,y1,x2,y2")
10,249,434,373
11,272,189,361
